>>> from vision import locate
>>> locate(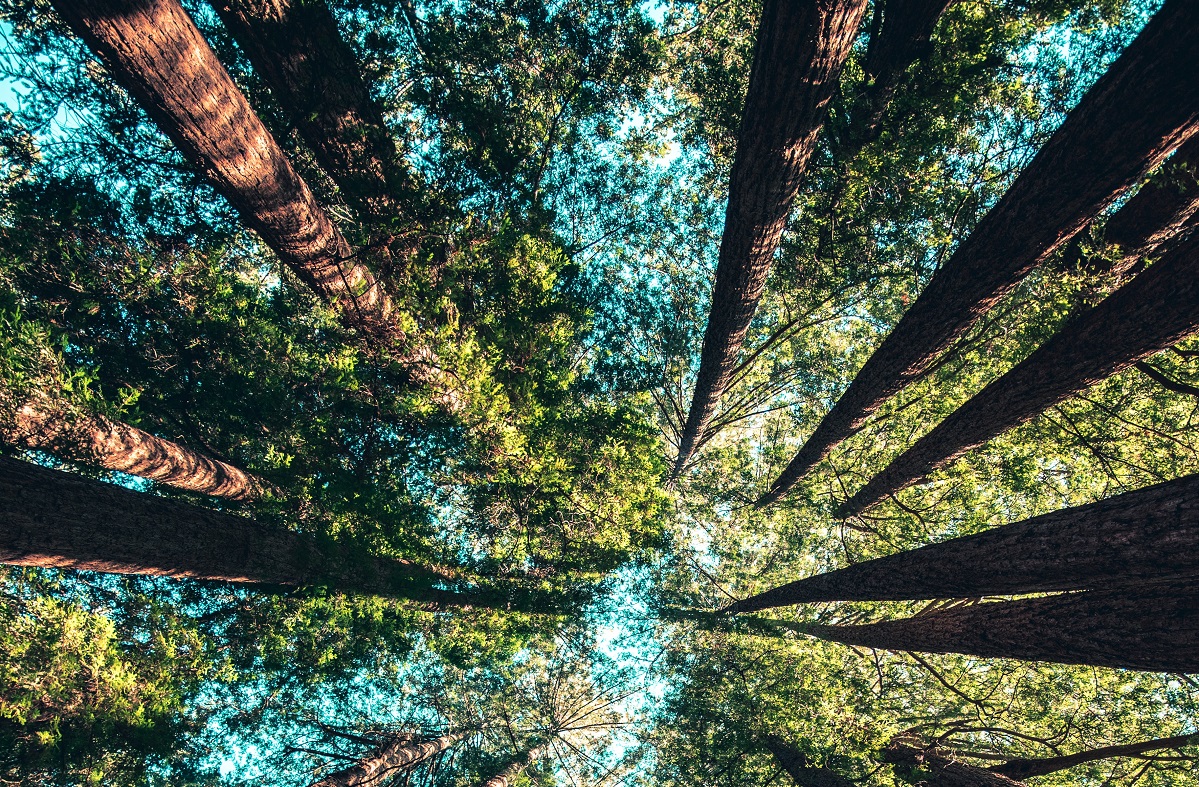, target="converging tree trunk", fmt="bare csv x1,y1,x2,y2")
764,735,855,787
673,0,871,474
804,583,1199,672
50,0,399,340
841,221,1199,517
476,744,546,787
310,732,464,787
882,737,1027,787
2,401,272,501
728,472,1199,612
989,732,1199,780
760,0,1199,504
